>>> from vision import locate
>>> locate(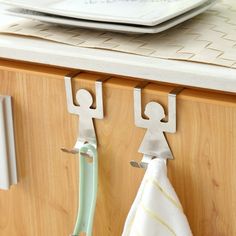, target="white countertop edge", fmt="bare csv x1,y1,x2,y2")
0,34,235,93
